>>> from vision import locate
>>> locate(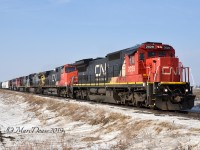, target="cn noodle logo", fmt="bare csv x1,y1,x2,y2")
162,66,179,75
95,64,107,77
